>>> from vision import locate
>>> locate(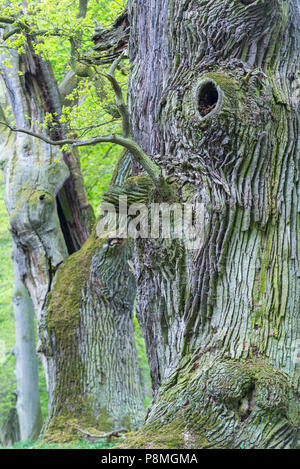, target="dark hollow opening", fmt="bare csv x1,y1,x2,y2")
56,197,77,255
198,82,219,117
